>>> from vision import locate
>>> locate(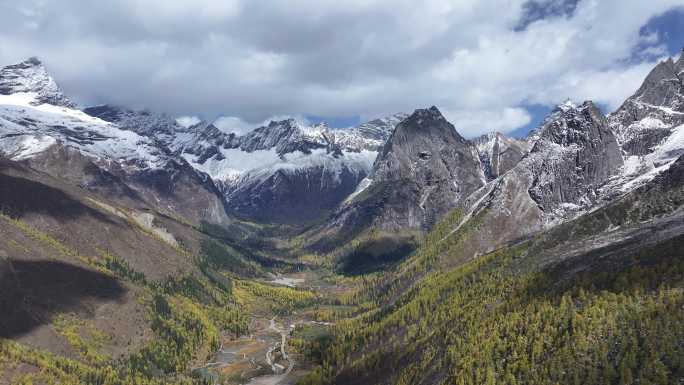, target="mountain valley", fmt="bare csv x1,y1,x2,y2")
0,49,683,385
